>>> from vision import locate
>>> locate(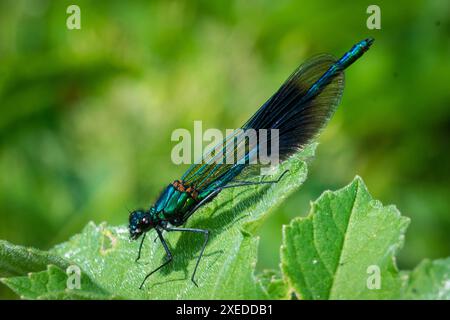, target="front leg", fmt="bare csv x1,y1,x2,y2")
139,228,173,289
135,232,146,262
